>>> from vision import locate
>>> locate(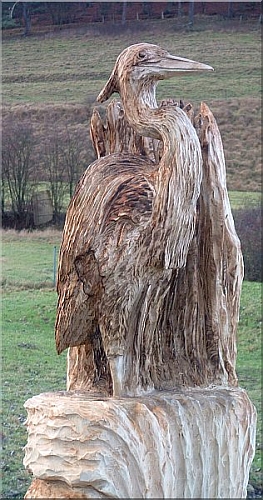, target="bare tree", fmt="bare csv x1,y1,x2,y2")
227,2,234,19
177,1,182,18
142,2,150,18
188,0,195,26
122,1,127,25
41,125,85,222
62,127,85,199
1,175,6,216
22,2,31,35
45,2,76,26
2,120,35,224
10,1,31,35
42,131,67,223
